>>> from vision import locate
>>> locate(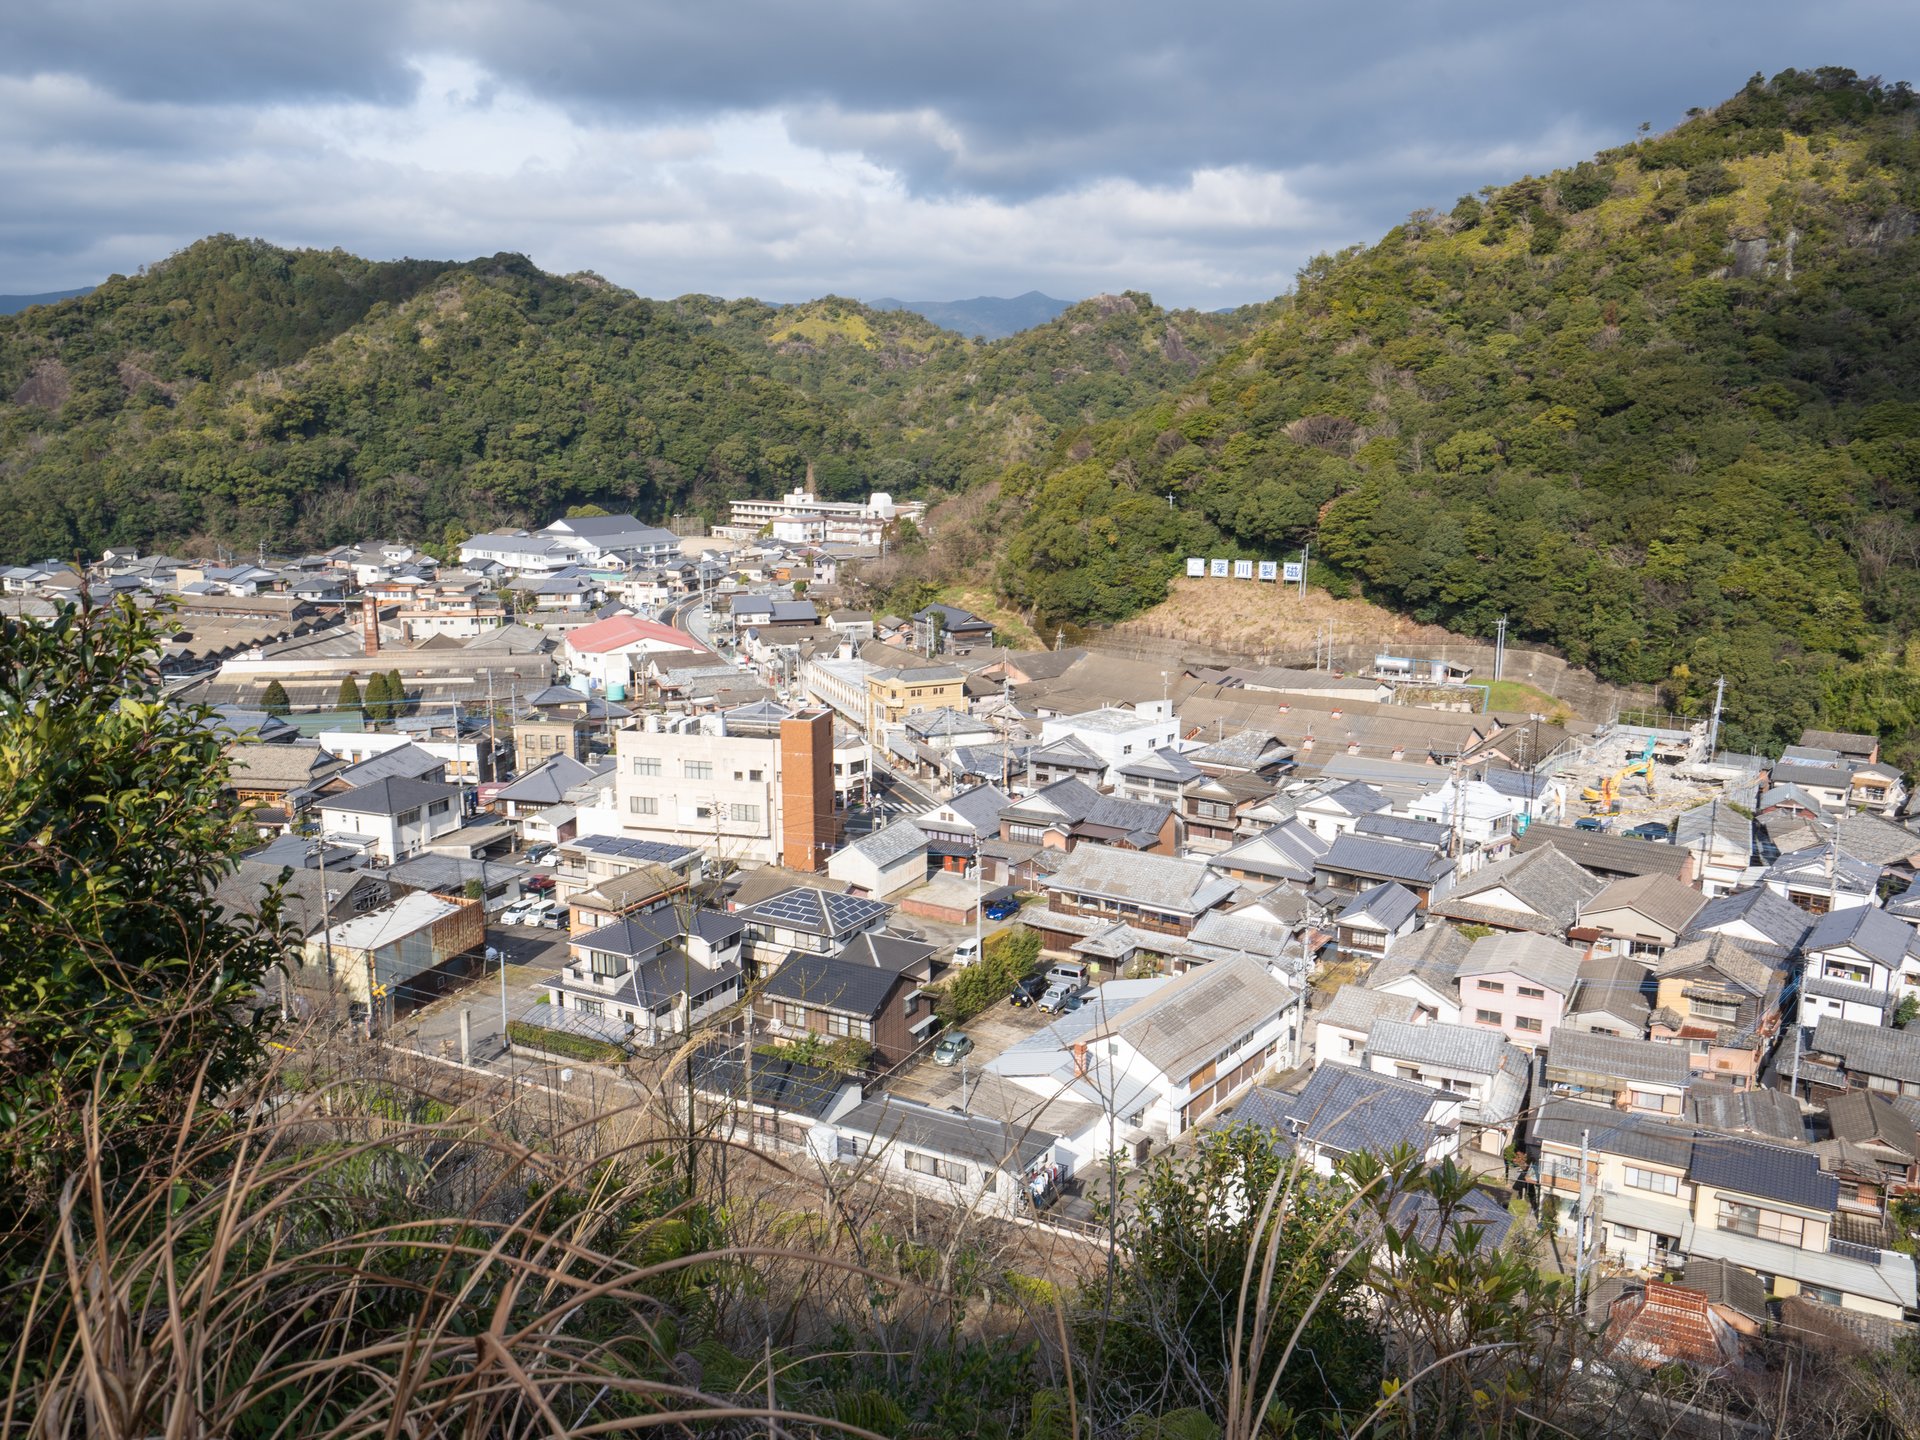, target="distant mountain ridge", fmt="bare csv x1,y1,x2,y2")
867,291,1071,339
0,288,94,315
